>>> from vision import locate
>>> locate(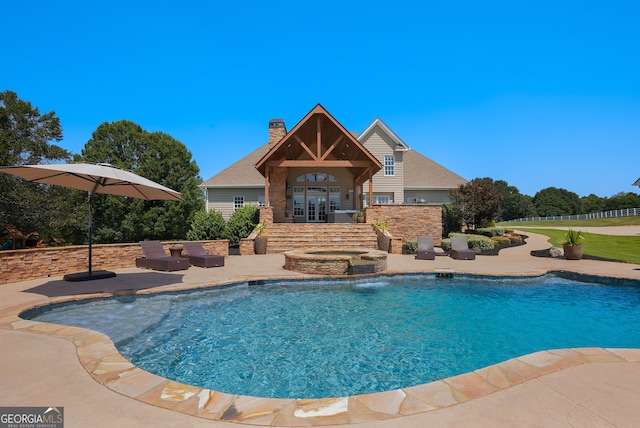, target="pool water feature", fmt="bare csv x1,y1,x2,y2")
25,274,640,399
